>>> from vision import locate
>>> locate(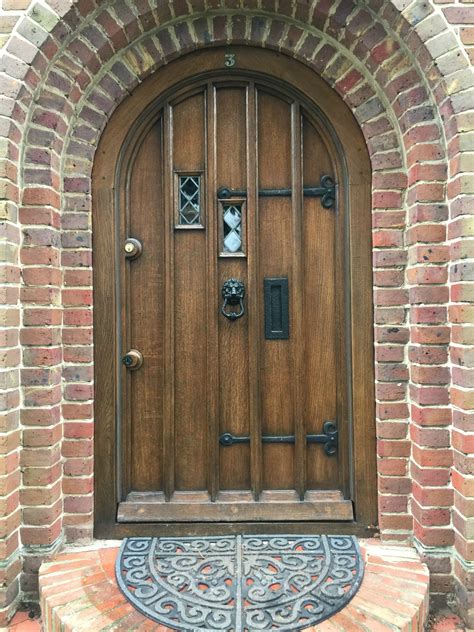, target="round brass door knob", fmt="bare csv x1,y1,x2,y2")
122,349,143,370
124,238,143,259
